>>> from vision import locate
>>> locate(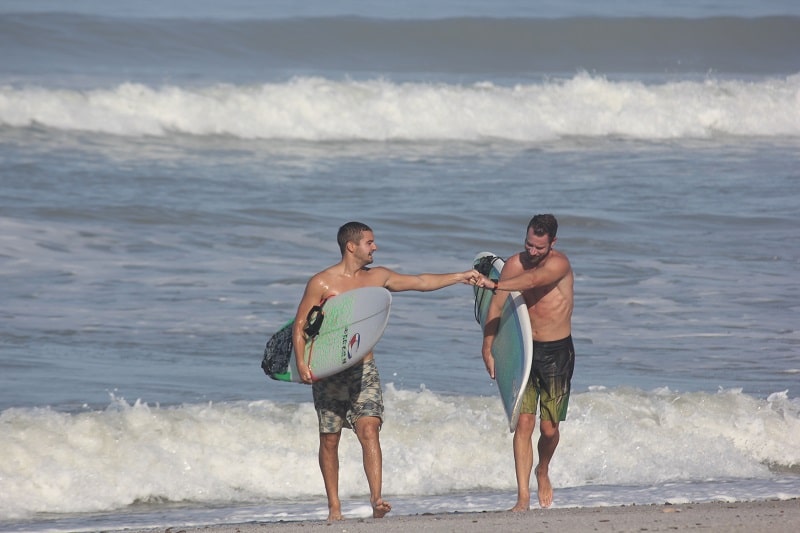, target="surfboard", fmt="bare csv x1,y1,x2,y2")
473,252,533,432
261,286,392,383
